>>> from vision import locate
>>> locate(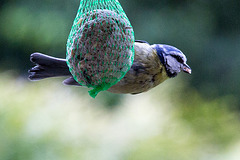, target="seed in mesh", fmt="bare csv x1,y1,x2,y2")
67,9,134,87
